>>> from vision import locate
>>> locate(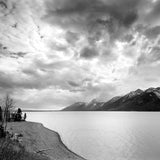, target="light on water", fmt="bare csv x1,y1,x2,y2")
27,112,160,160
